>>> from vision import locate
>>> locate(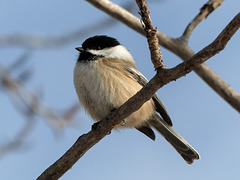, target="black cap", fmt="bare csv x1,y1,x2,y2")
81,35,120,50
